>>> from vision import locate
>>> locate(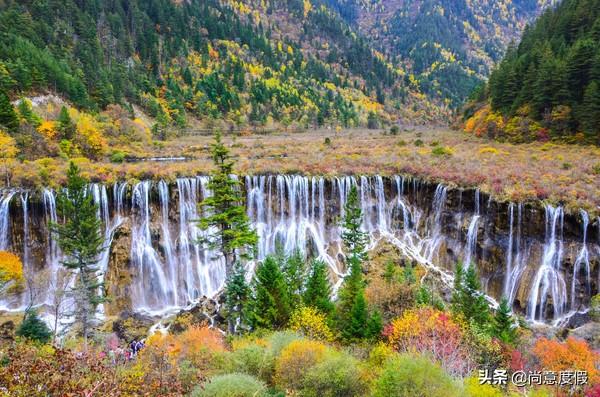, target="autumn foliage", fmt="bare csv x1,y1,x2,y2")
383,307,476,377
533,337,600,385
274,339,327,390
0,251,23,292
288,306,334,342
